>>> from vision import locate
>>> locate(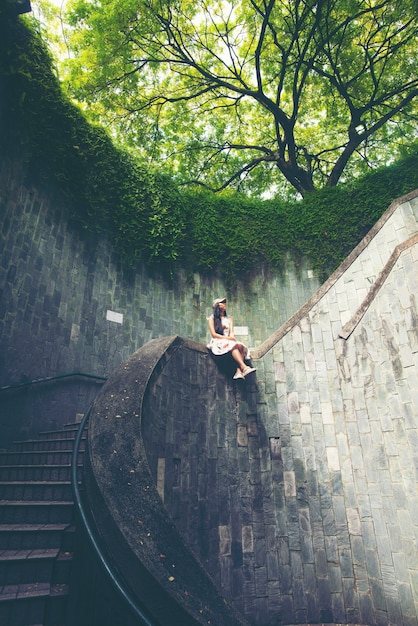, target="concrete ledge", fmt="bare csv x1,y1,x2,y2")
85,335,248,626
